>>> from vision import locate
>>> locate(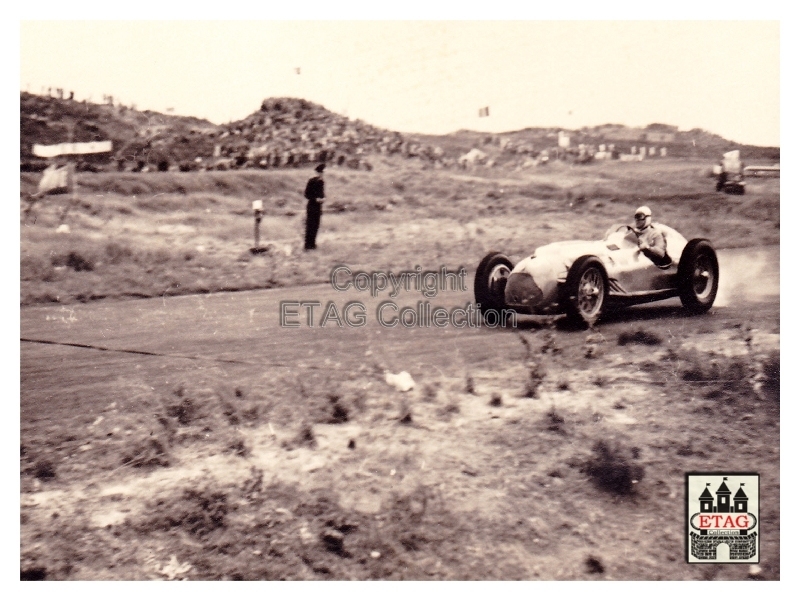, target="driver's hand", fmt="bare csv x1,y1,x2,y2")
637,237,649,250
